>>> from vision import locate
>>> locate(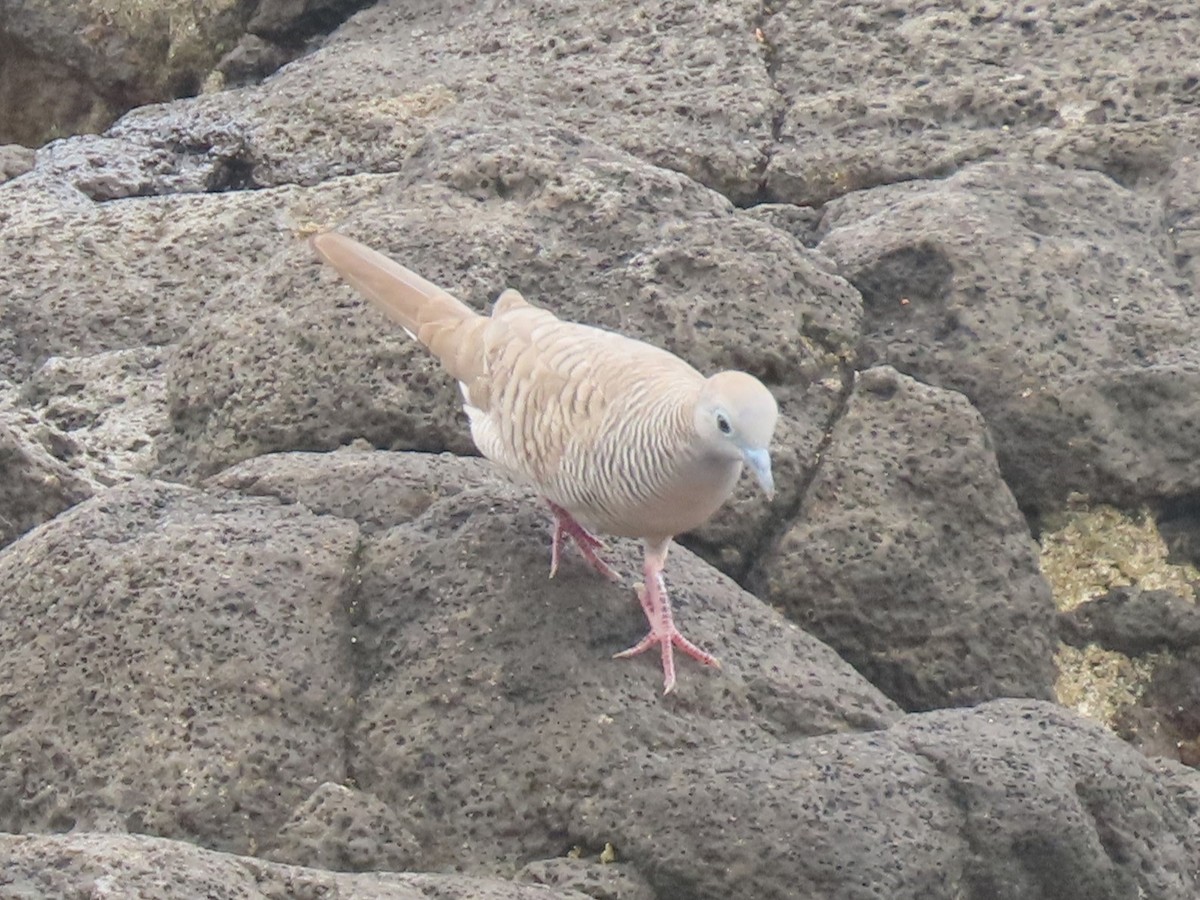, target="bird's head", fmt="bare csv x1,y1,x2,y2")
693,371,779,499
